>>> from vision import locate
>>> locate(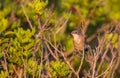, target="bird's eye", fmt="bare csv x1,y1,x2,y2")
74,31,78,34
